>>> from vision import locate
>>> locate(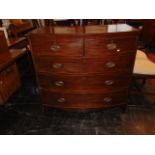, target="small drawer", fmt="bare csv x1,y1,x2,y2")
85,37,137,57
30,35,83,56
34,56,85,74
85,55,135,73
40,90,128,109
